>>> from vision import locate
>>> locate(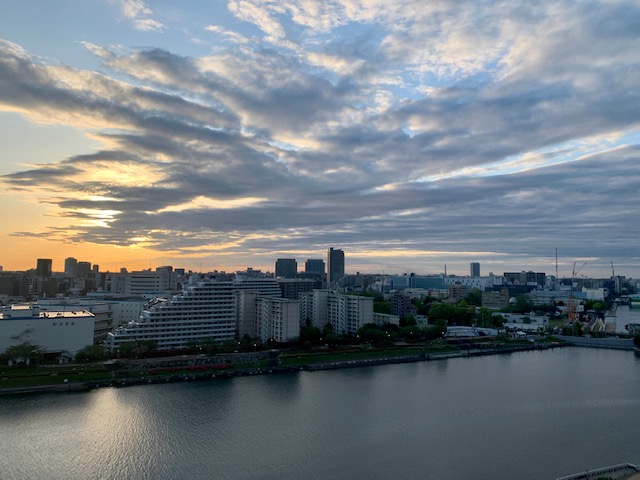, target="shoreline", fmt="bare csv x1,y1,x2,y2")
0,342,568,396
